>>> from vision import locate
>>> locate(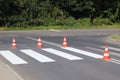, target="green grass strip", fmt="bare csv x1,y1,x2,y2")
109,34,120,42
